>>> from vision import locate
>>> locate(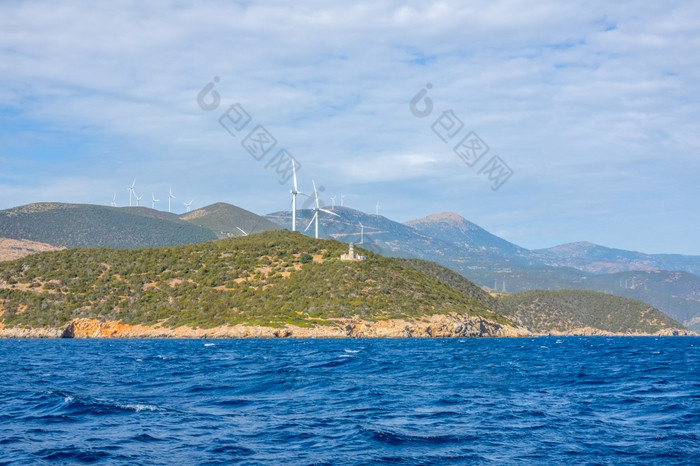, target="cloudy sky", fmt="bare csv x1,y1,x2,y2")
1,0,698,254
